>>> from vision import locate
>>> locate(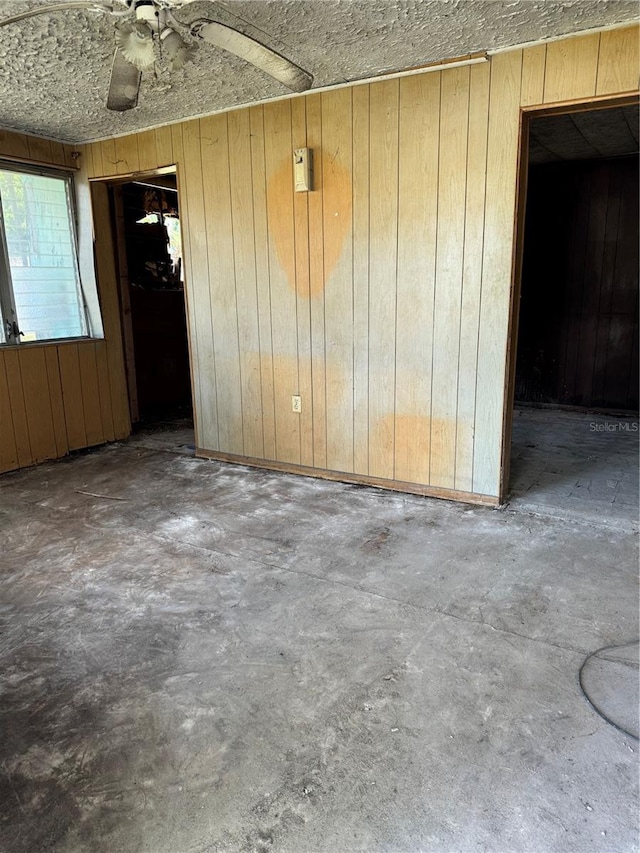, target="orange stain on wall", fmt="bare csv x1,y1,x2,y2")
372,413,456,486
267,151,352,298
